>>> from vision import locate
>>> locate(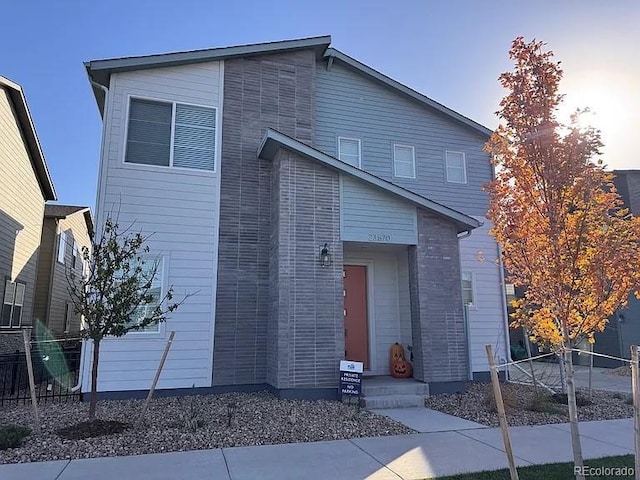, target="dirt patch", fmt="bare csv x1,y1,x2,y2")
57,420,129,440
